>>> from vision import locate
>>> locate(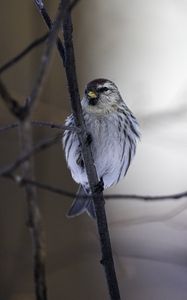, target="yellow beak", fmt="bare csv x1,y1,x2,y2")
88,91,97,99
